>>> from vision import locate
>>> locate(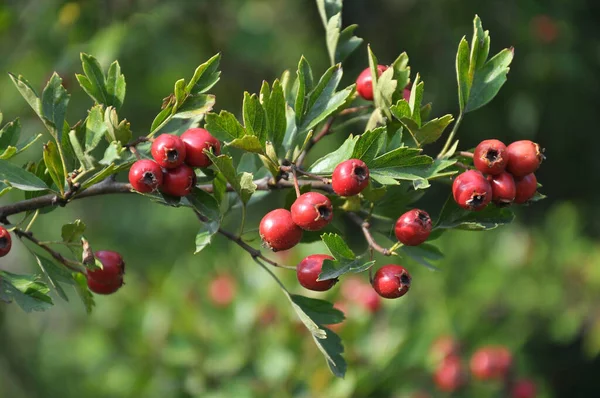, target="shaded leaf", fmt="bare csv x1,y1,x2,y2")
308,135,358,173
0,159,48,191
62,220,87,243
318,233,375,280
436,195,515,230
34,255,69,301
43,141,65,193
73,273,95,314
0,271,53,312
